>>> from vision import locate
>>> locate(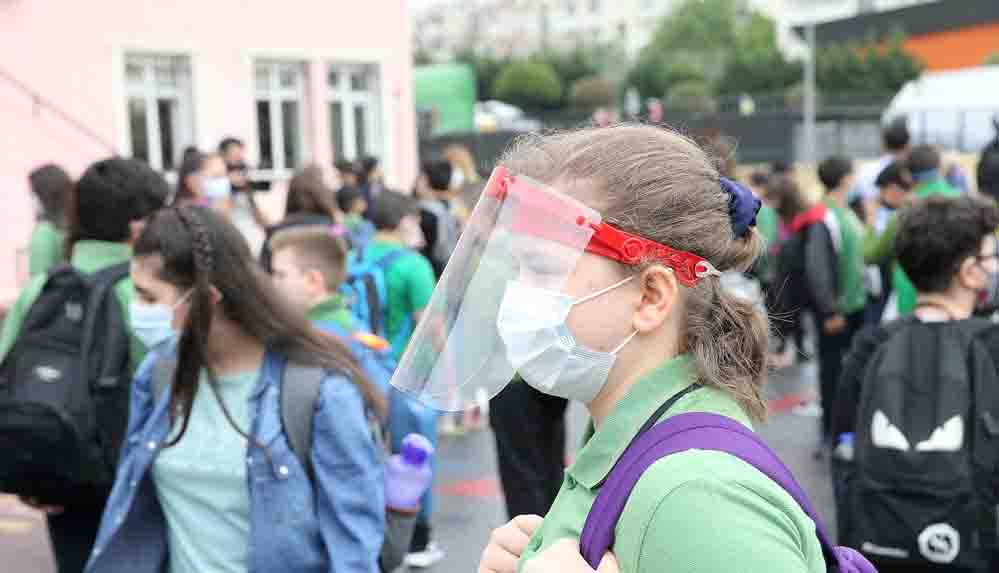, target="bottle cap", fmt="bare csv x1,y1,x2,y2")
401,433,434,466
